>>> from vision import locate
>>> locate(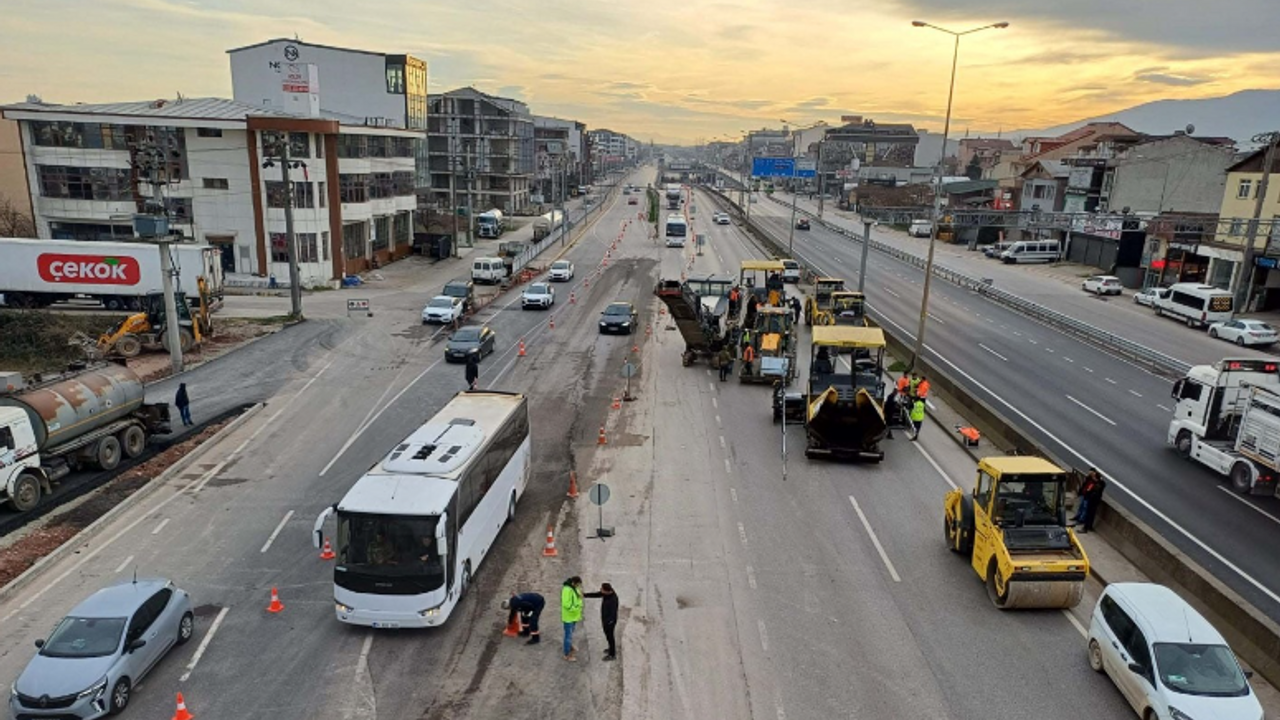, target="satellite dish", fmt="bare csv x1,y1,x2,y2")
1185,124,1195,135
